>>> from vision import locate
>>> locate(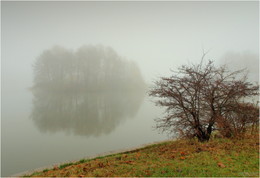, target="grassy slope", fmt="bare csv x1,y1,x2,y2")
27,133,259,177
